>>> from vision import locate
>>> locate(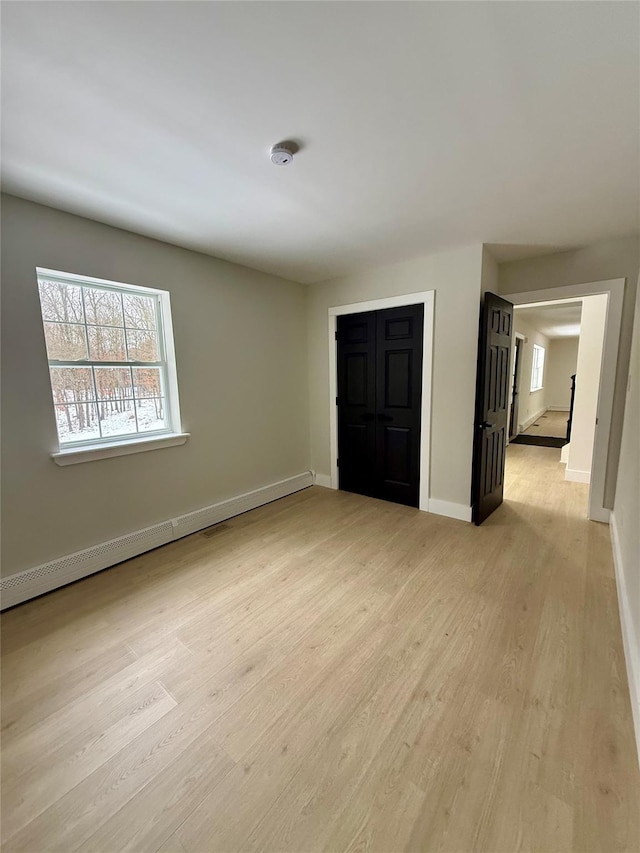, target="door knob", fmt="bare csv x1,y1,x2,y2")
479,421,494,429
